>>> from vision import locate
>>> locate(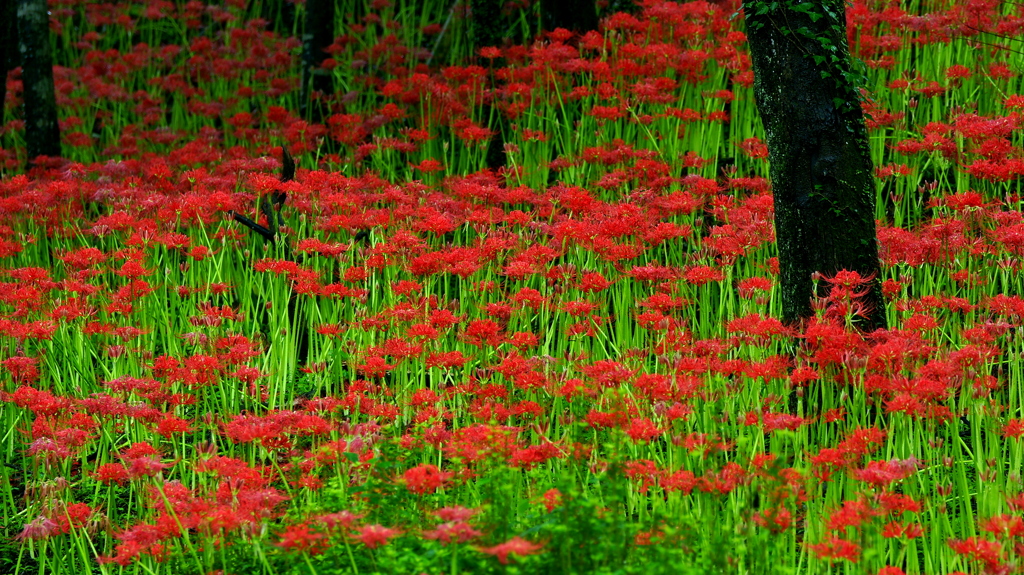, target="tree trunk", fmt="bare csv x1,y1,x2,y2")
260,0,296,37
471,0,503,51
301,0,334,124
470,0,507,171
1,0,17,119
541,0,598,34
742,0,885,330
17,0,61,164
